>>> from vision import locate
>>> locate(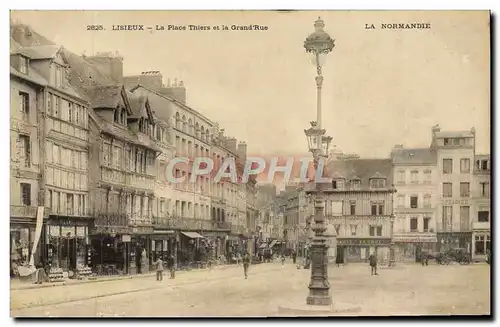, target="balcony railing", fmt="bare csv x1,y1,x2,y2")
10,205,49,219
152,216,231,231
101,166,154,190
